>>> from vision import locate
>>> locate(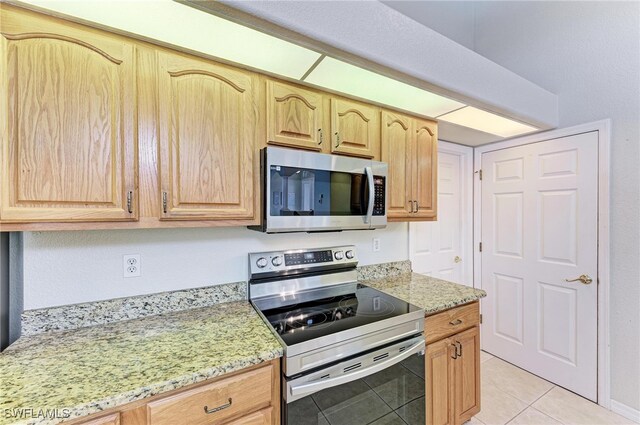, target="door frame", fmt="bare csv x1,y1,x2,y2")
409,140,474,286
472,119,611,408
